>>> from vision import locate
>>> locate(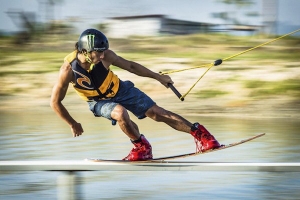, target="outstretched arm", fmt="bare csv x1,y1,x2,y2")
104,50,173,87
50,62,83,137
